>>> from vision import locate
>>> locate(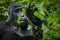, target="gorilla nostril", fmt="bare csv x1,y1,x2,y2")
21,15,24,17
